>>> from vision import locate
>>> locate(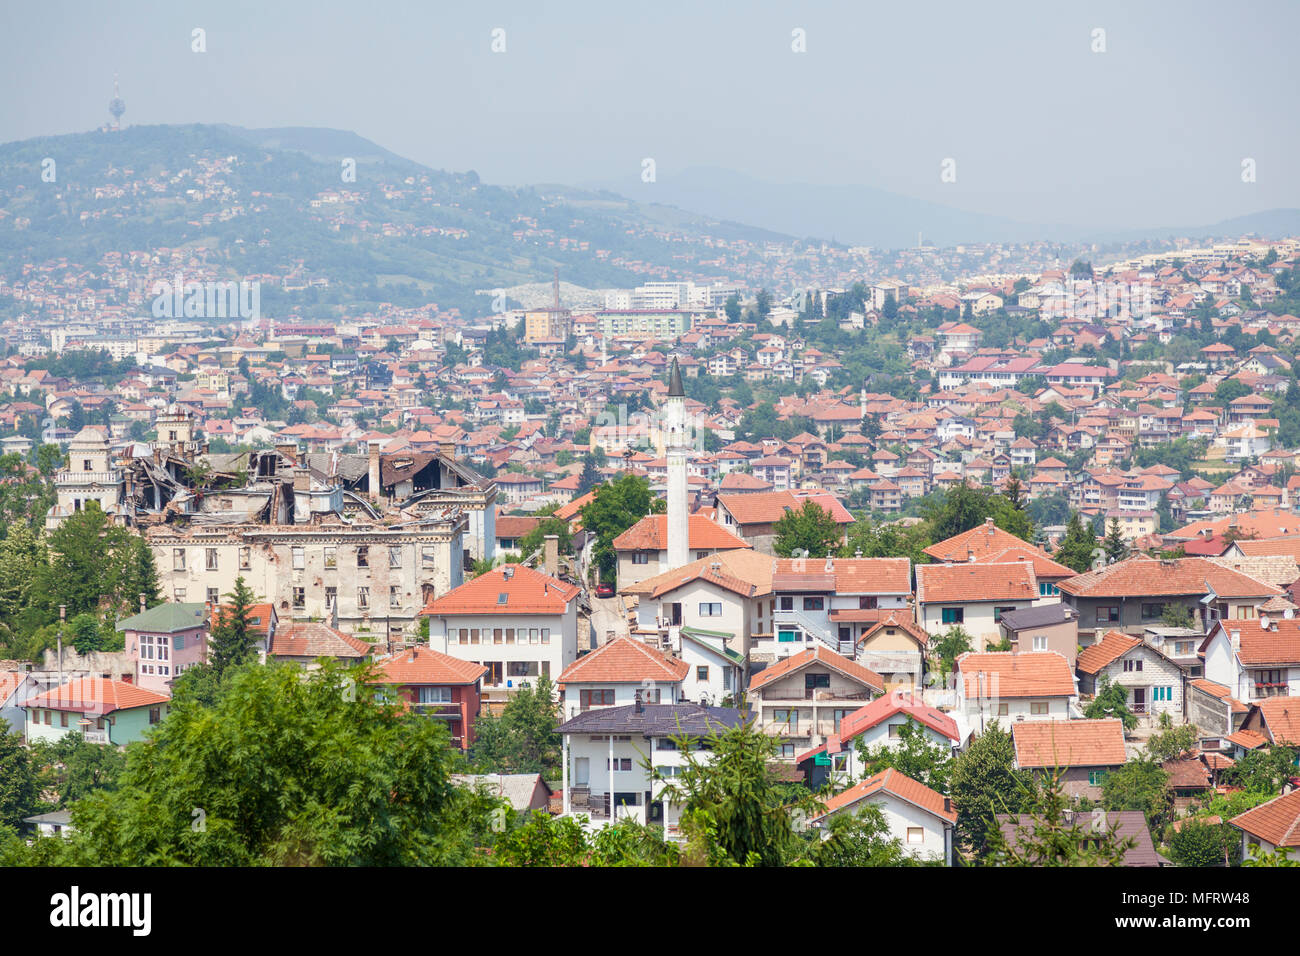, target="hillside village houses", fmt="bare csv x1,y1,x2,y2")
8,224,1300,863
